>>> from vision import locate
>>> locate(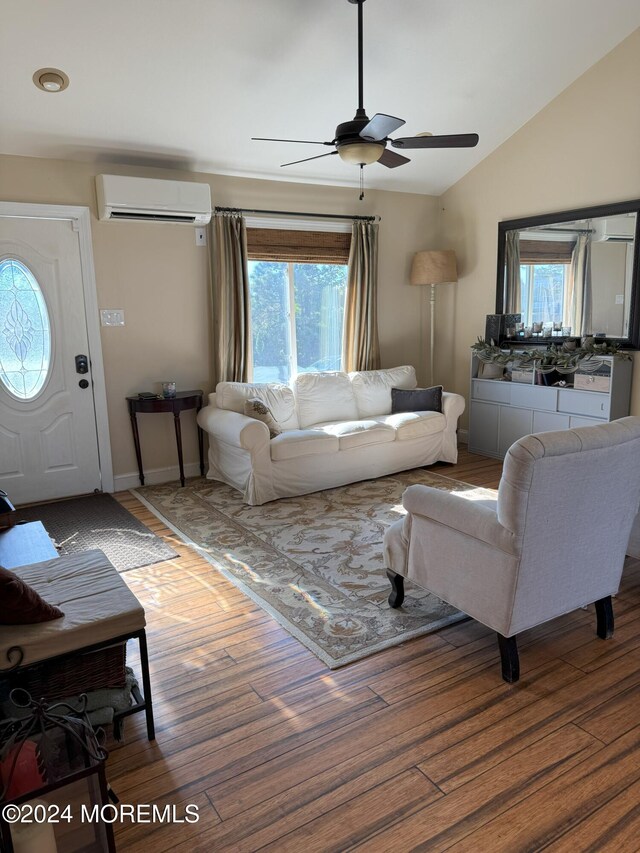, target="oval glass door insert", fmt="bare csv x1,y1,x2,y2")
0,258,52,399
